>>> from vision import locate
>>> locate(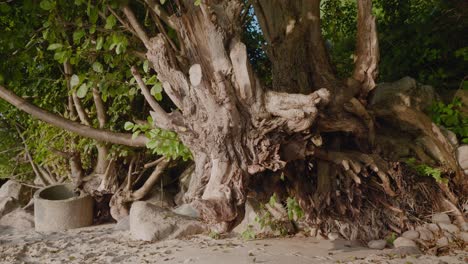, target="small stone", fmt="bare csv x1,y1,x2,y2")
327,232,340,241
425,223,441,233
432,213,451,224
457,232,468,243
416,227,434,241
367,239,387,250
390,246,422,256
402,230,419,240
456,145,468,170
436,236,449,247
460,222,468,232
393,237,417,248
438,223,459,233
440,127,458,147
